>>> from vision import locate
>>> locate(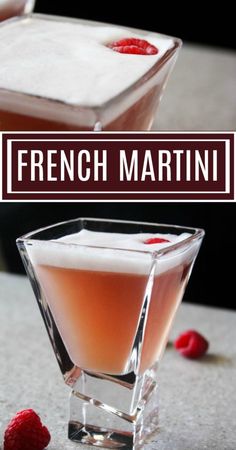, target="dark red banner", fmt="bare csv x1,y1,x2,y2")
1,132,234,200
